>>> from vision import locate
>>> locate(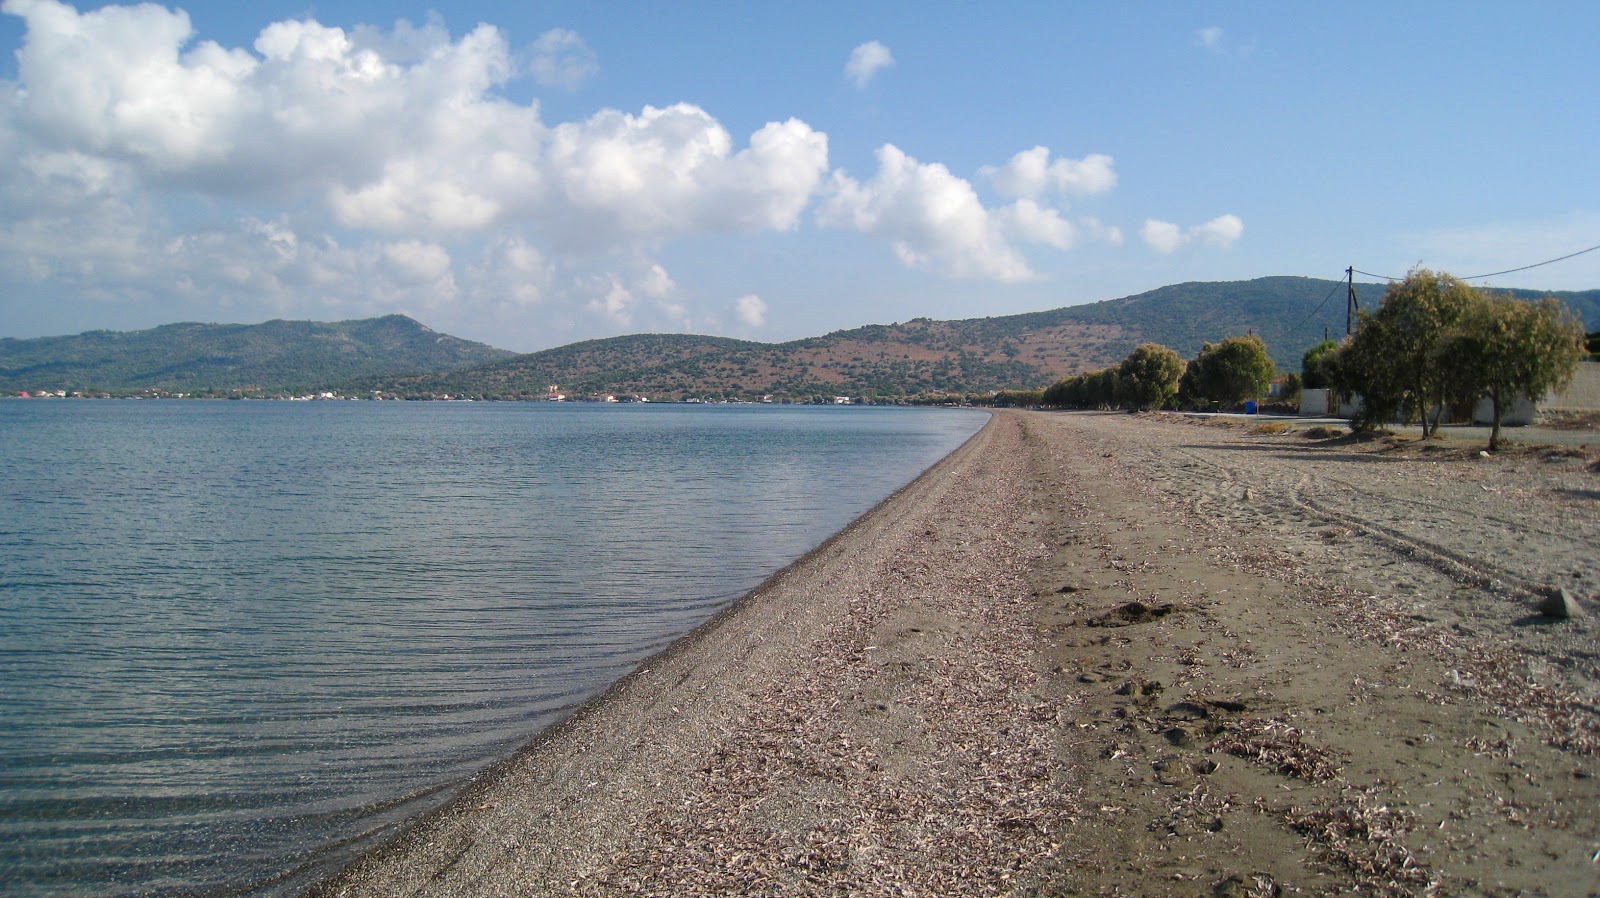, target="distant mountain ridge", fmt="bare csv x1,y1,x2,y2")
365,277,1600,400
0,314,513,393
6,278,1596,399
